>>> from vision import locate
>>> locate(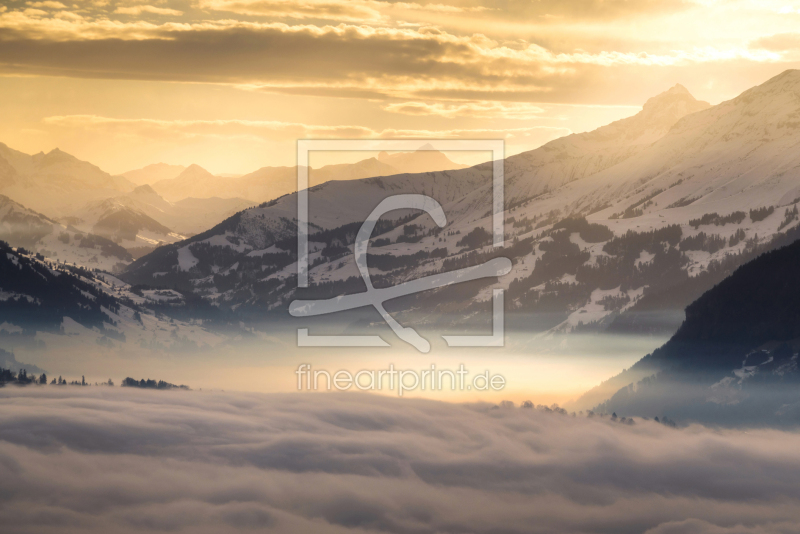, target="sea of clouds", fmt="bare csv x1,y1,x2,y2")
1,388,799,534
